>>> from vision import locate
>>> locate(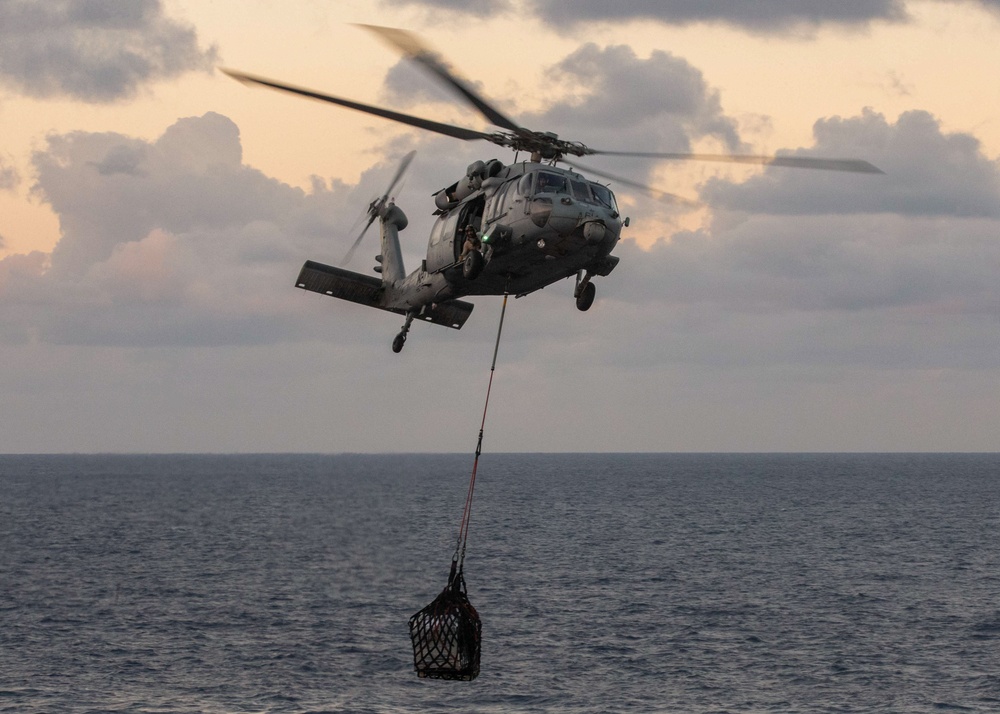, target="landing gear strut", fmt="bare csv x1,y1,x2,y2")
575,270,596,311
393,312,415,353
